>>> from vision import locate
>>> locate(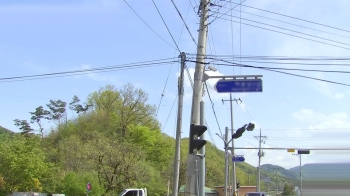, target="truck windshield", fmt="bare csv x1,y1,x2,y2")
120,190,139,196
119,190,128,196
